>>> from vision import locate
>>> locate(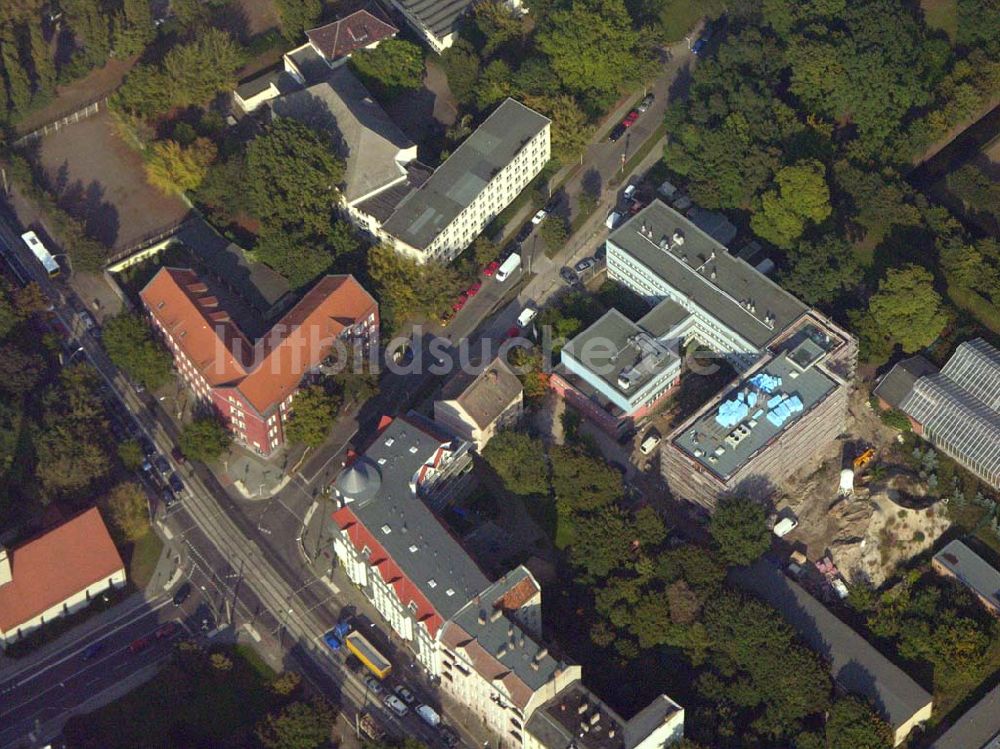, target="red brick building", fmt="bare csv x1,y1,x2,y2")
141,268,378,456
